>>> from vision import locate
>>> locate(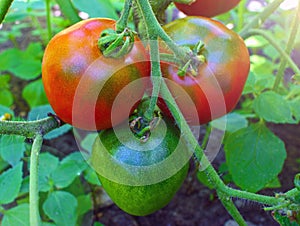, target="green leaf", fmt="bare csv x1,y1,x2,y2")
37,153,59,192
43,191,78,226
253,91,295,123
210,113,248,133
19,176,29,196
0,135,26,166
27,105,72,139
55,0,81,24
22,79,48,108
80,132,98,154
72,0,118,19
289,100,300,122
77,193,92,216
0,162,23,204
1,203,30,226
225,123,286,192
0,89,14,107
83,166,101,186
0,45,42,80
51,152,88,189
0,104,14,115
